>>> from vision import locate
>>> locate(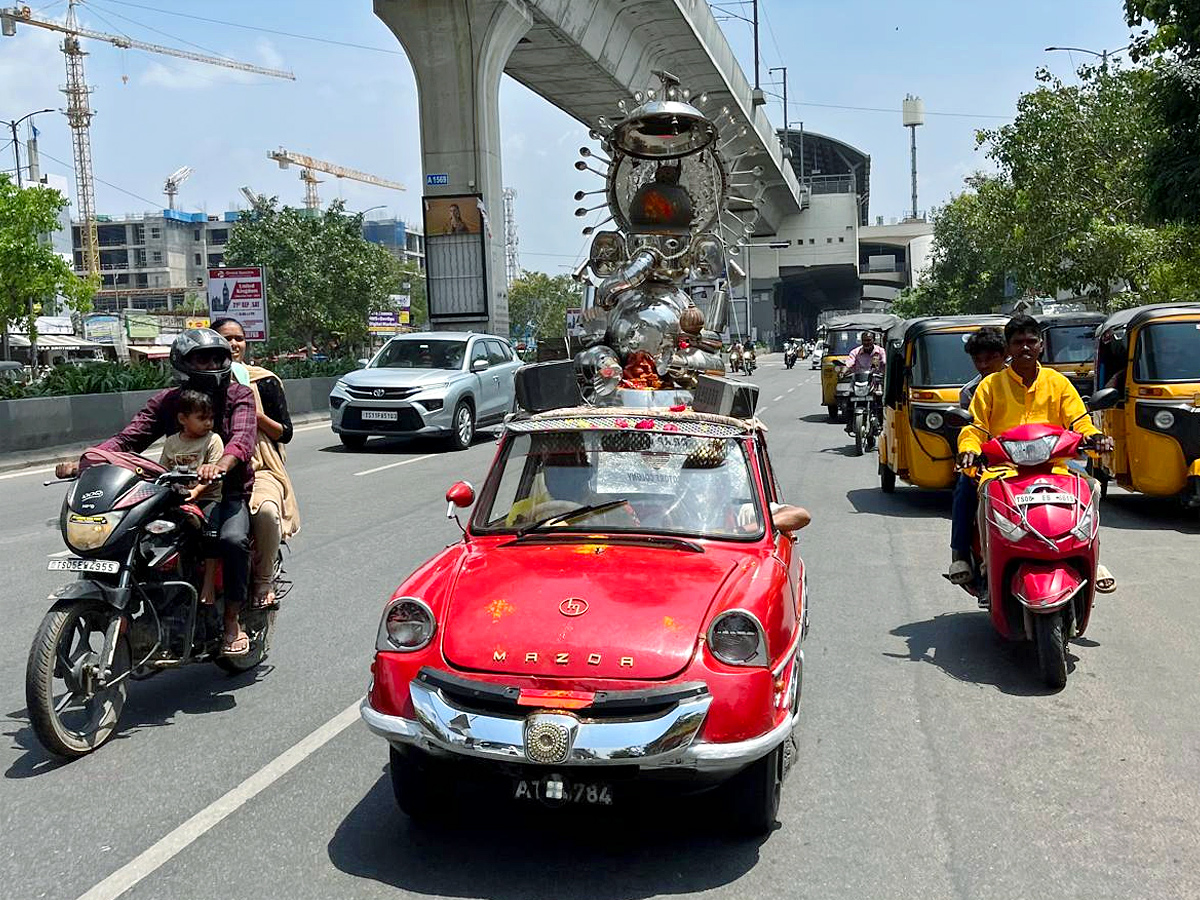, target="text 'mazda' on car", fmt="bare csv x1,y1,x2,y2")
360,364,810,836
